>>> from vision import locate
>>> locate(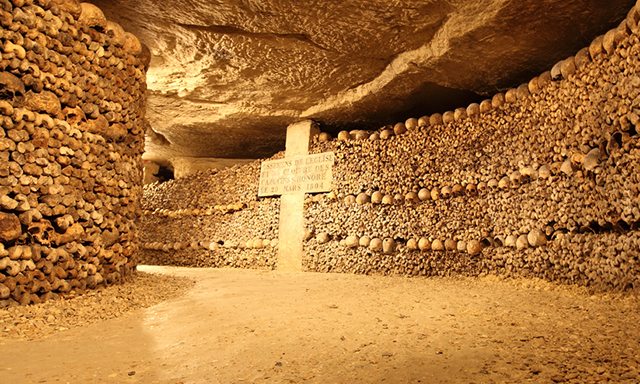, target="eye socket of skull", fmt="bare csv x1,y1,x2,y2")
28,226,42,234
